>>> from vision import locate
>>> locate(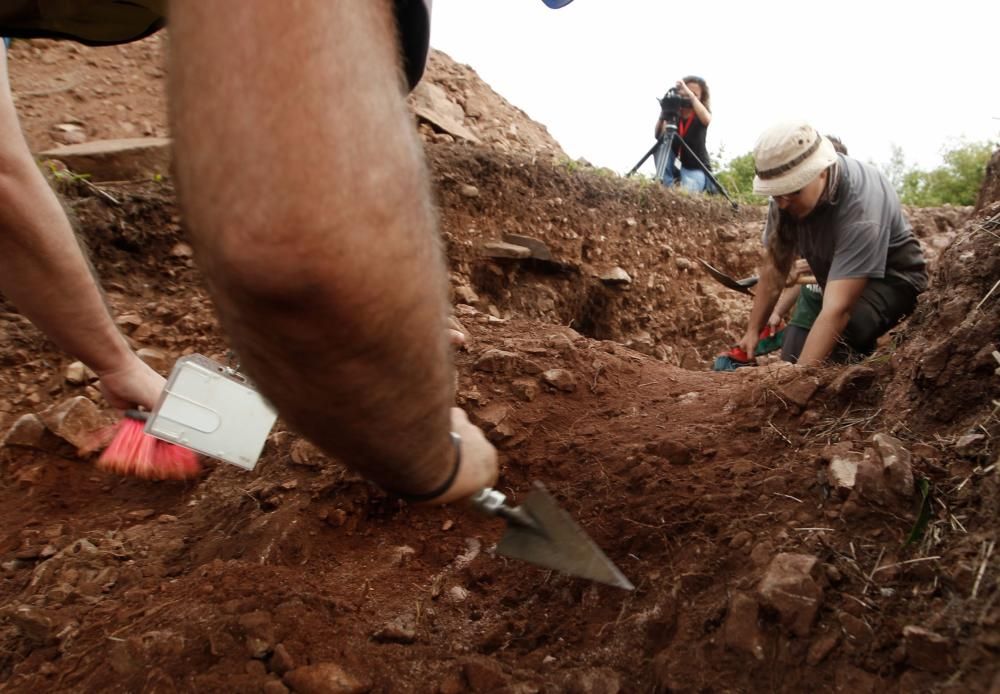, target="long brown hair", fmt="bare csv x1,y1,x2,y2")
682,75,710,111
